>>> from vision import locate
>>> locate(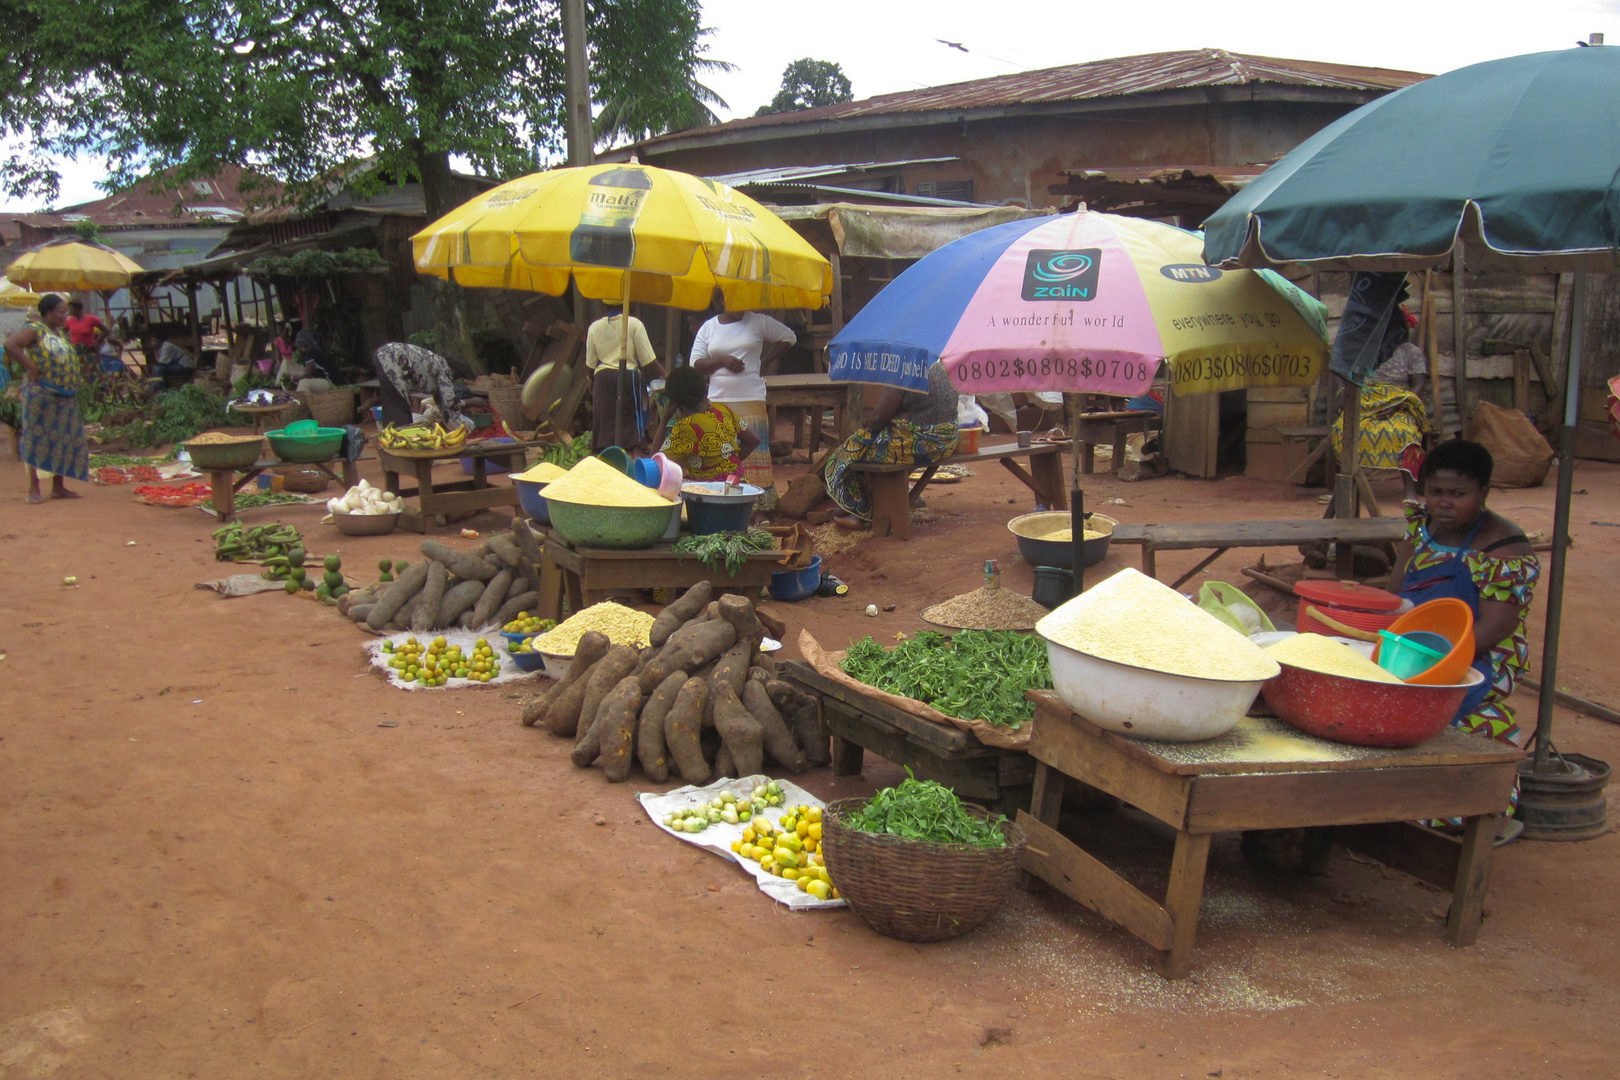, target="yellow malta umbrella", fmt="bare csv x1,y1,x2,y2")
411,163,832,312
6,238,146,292
0,278,48,309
